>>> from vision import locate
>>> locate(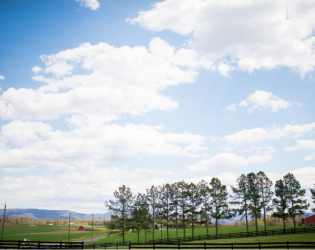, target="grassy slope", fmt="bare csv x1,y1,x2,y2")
94,226,304,243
